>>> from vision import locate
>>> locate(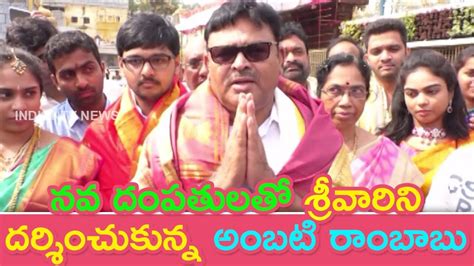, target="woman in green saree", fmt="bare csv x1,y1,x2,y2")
0,45,101,211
